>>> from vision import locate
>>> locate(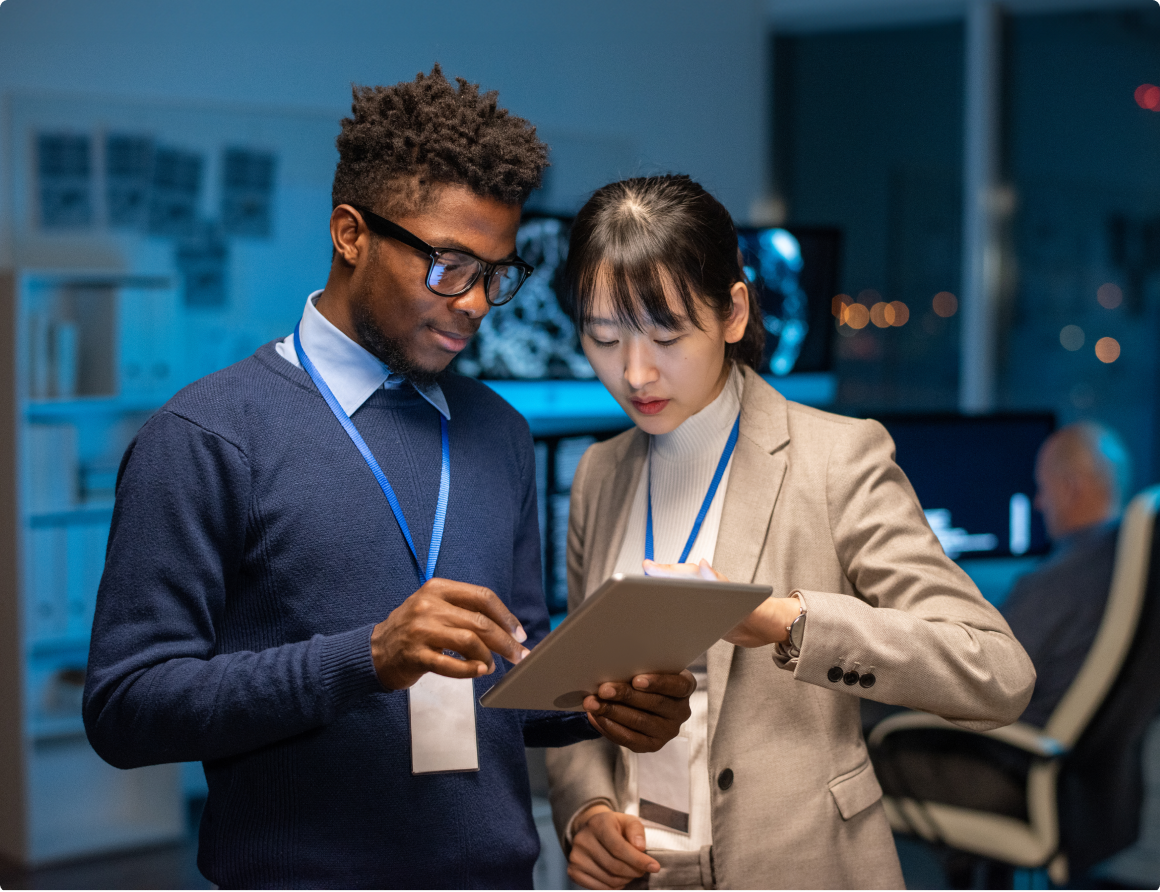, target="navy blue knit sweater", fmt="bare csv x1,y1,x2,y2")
83,342,596,889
